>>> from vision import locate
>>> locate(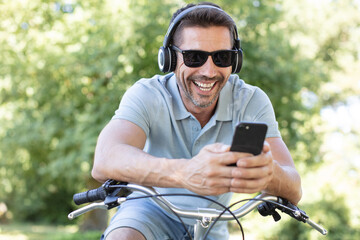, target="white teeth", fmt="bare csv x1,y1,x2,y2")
194,81,215,91
201,88,211,91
